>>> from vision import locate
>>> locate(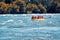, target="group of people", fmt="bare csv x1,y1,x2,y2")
0,0,60,14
